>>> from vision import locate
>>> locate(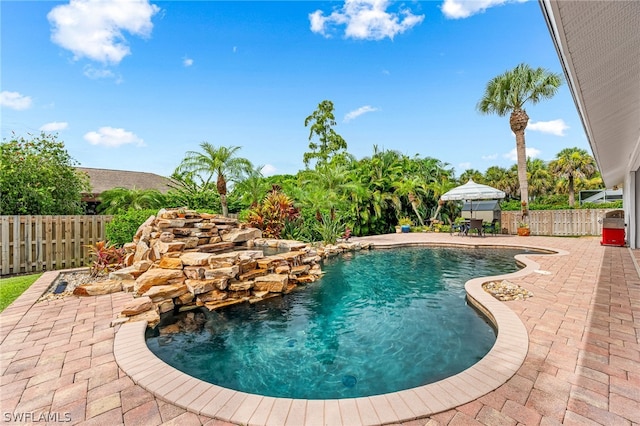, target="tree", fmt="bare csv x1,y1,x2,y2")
98,187,166,214
459,169,485,185
484,166,518,200
526,158,553,200
549,147,597,207
428,176,456,222
303,100,347,168
477,63,563,217
231,165,268,208
0,132,89,215
177,143,253,217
